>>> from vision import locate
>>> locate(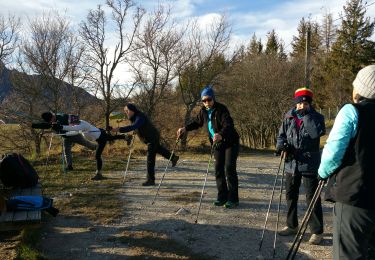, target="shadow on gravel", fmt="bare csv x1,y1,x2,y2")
116,219,318,260
37,215,318,260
